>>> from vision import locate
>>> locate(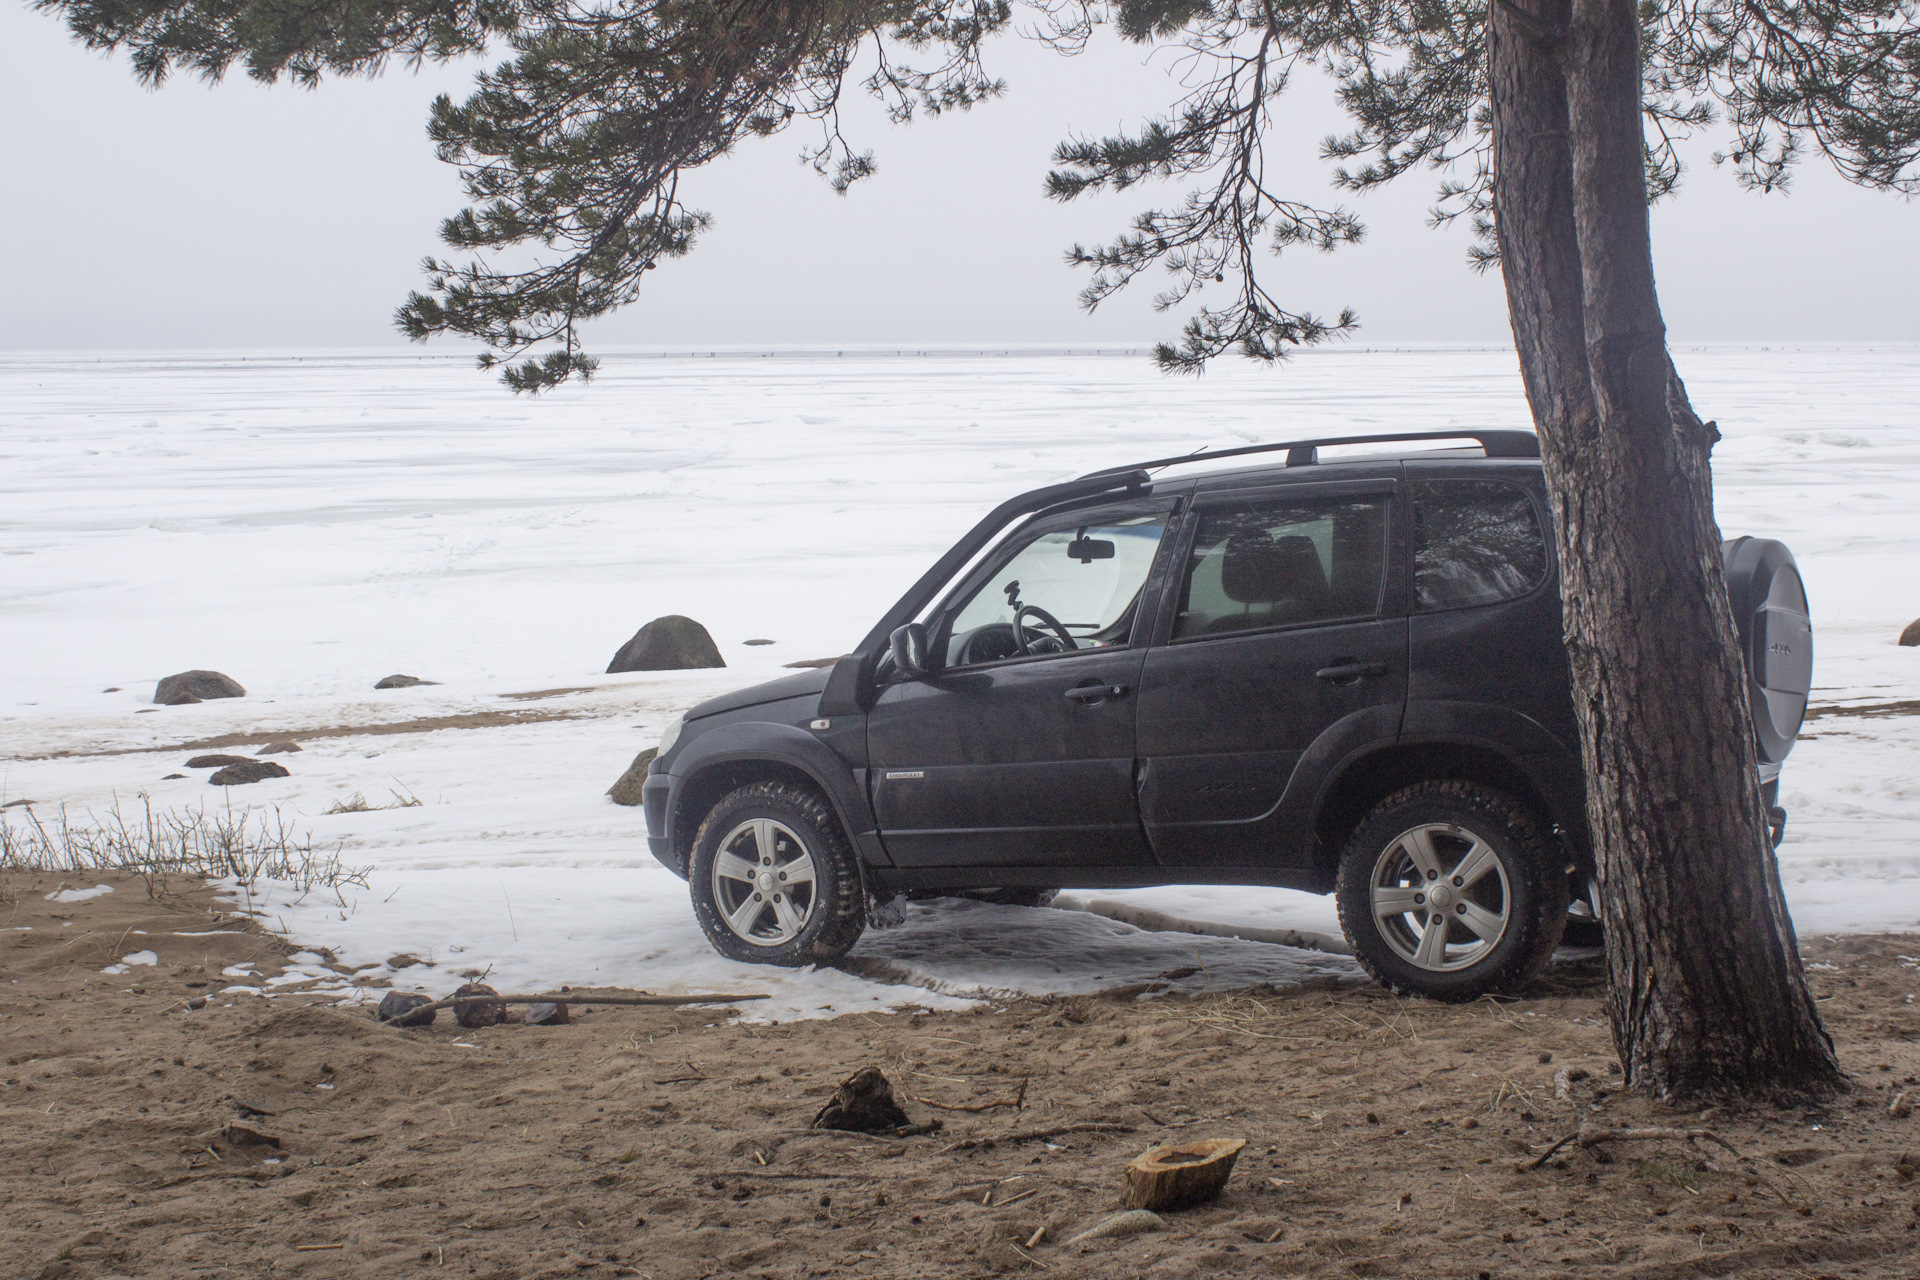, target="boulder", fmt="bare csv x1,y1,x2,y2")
257,741,303,754
451,982,508,1029
208,761,291,786
607,748,658,806
375,674,438,689
606,616,725,673
374,991,436,1027
1901,618,1920,647
186,754,256,769
153,670,245,705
